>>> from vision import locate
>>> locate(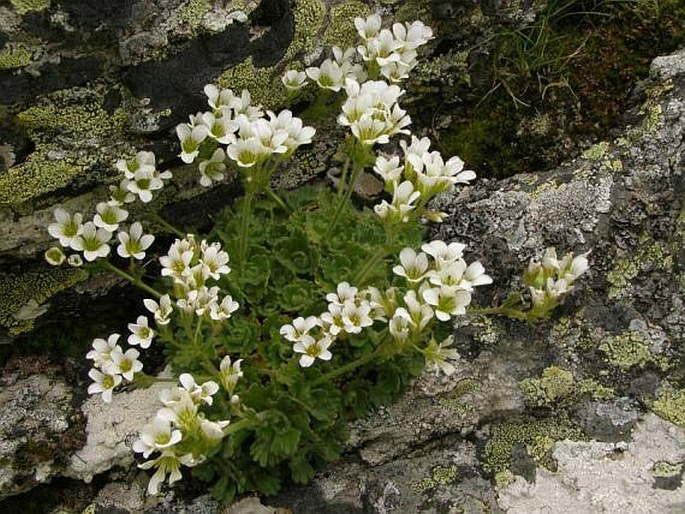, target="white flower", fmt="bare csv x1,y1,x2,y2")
176,123,209,164
395,290,433,332
319,304,345,336
219,356,243,391
87,368,122,403
199,148,227,187
209,295,239,321
559,251,590,283
204,84,239,110
461,261,493,290
108,180,136,206
115,151,156,179
179,373,219,406
389,312,411,343
306,59,345,92
110,347,143,381
354,14,382,40
159,240,194,282
341,301,373,334
126,168,164,203
143,295,173,326
421,240,466,266
93,202,129,232
422,286,472,321
226,137,266,168
293,335,333,367
282,69,307,90
200,241,231,279
86,333,122,368
117,222,155,260
325,282,358,306
393,247,429,282
67,254,83,267
200,418,230,441
48,208,84,248
128,315,155,349
158,390,199,431
200,112,238,145
231,89,263,120
133,416,183,459
71,221,112,261
280,316,319,342
373,155,403,187
424,336,459,376
138,450,197,495
45,246,66,266
267,110,315,152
